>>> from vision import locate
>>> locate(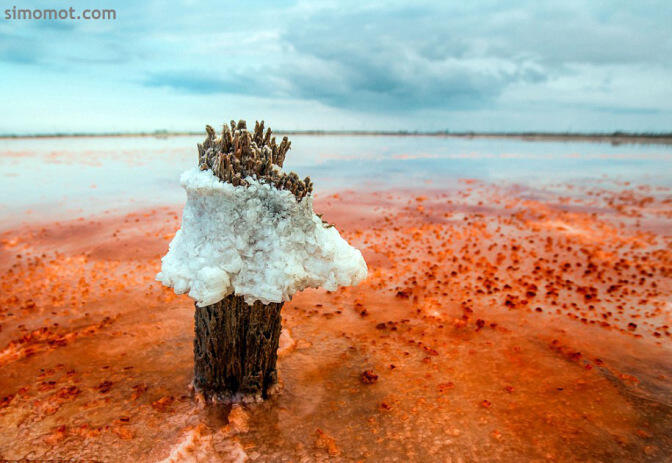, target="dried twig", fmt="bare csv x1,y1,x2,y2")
197,120,312,201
